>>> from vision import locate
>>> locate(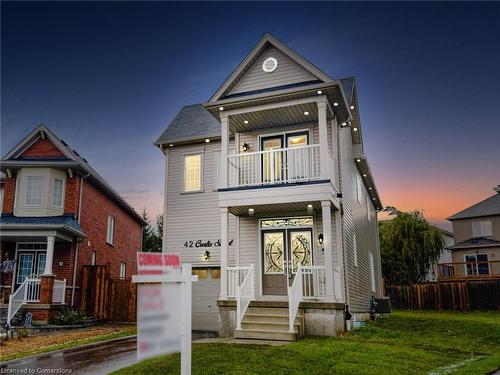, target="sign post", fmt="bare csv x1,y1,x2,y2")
133,253,197,375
